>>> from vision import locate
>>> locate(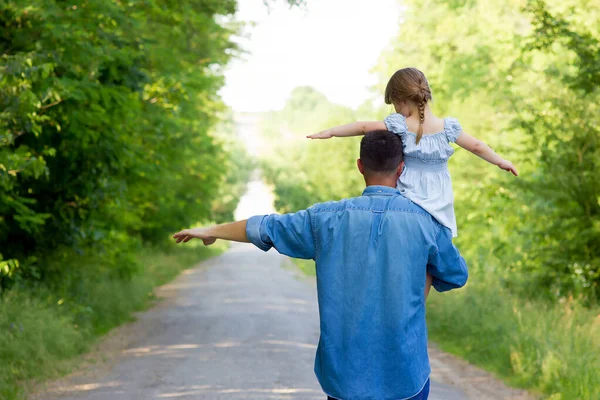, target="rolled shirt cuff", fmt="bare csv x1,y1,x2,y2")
245,215,272,252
